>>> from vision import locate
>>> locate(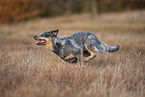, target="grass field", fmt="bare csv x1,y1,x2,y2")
0,10,145,97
